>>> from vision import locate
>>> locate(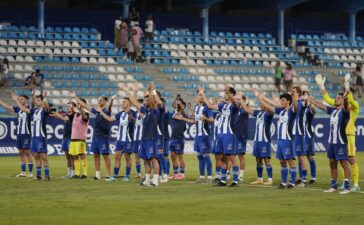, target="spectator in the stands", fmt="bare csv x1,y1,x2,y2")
273,61,283,93
25,70,44,93
132,25,143,62
24,72,35,90
114,17,122,49
129,6,139,27
144,15,154,43
120,20,129,53
58,106,67,116
352,65,363,98
283,63,295,92
0,59,9,89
